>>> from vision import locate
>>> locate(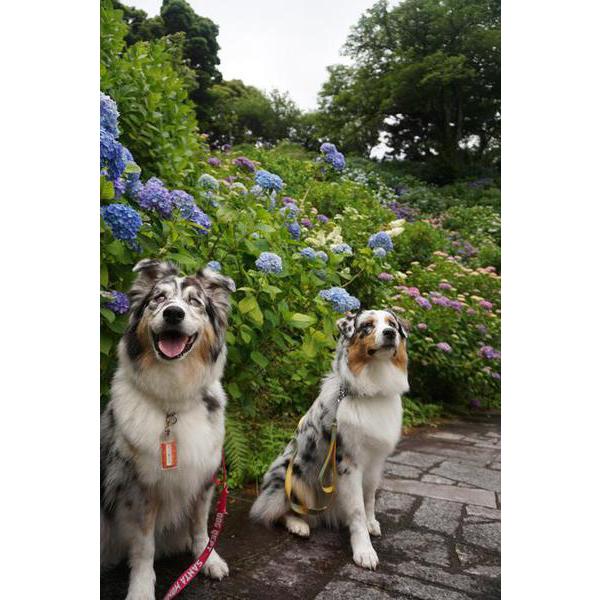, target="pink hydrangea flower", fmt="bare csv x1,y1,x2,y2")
436,342,452,353
417,323,428,331
479,300,493,310
378,272,394,282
